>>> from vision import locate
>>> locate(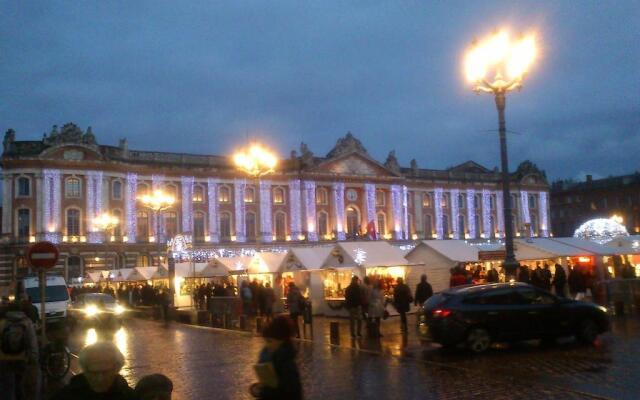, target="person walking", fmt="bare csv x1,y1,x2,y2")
449,266,467,288
251,316,302,400
0,302,39,400
414,274,433,308
286,282,303,339
361,277,372,337
241,281,253,316
344,276,362,338
518,265,531,284
368,281,385,338
393,277,413,333
261,282,276,323
51,342,135,399
541,264,552,292
486,266,499,283
552,264,567,298
568,265,586,300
